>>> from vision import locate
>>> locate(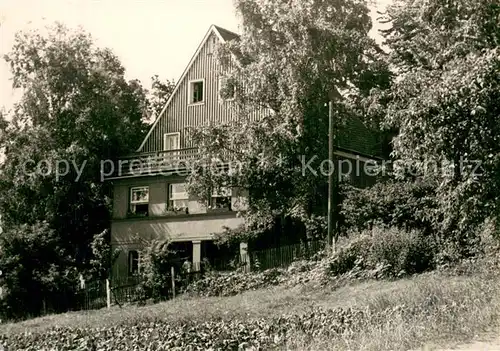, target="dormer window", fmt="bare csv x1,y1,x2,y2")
189,79,204,104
